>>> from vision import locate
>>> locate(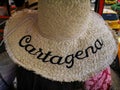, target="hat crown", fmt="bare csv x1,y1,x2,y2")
38,0,91,40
